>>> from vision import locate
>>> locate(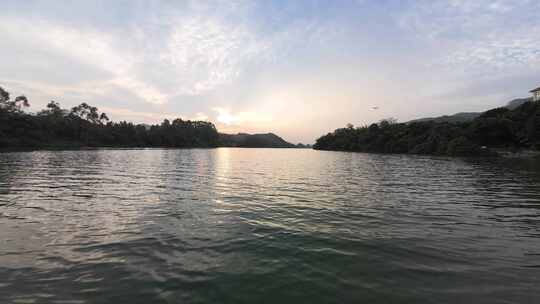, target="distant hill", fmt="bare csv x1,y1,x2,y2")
407,97,532,124
408,112,480,124
314,99,540,156
295,143,312,148
219,132,295,148
505,97,532,110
